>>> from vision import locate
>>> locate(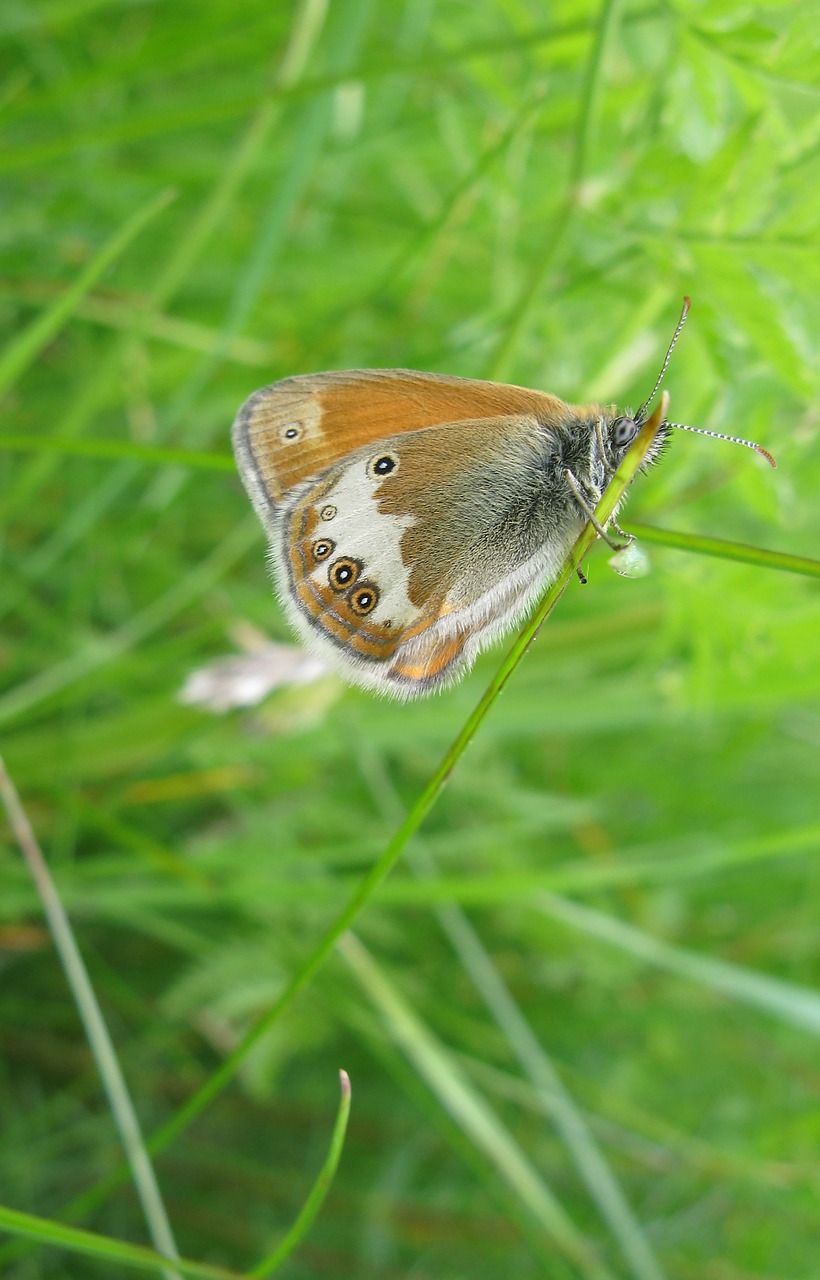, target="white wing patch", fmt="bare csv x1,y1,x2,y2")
311,460,420,628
